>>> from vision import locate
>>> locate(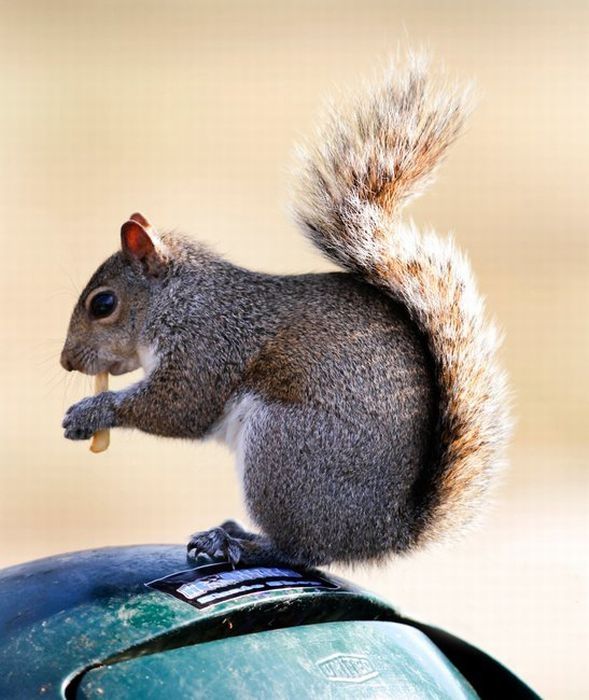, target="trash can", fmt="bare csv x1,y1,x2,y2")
0,545,539,699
